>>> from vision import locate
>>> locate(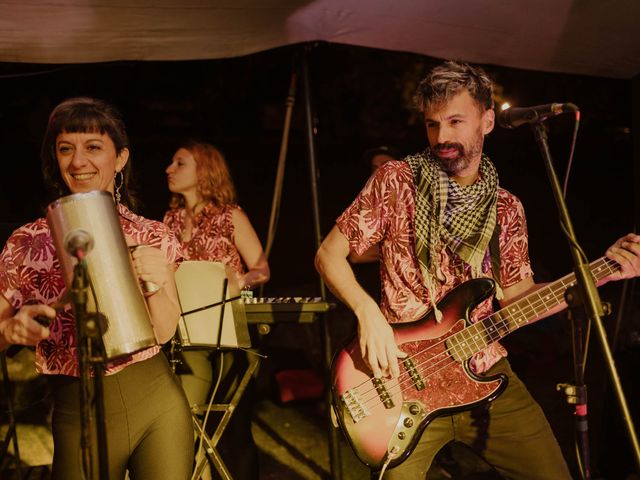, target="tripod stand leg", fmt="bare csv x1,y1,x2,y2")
191,356,260,480
211,357,259,446
1,352,23,480
191,418,232,480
